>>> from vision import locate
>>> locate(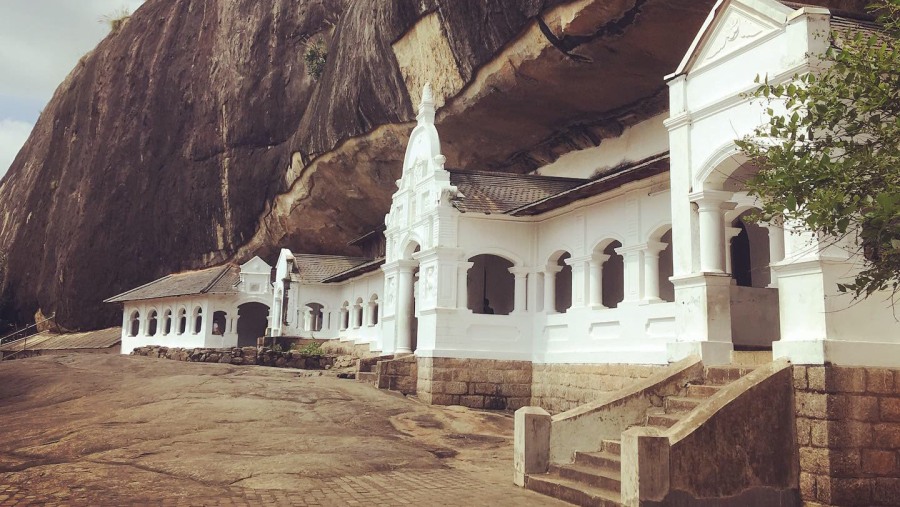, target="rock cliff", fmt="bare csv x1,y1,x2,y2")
0,0,871,329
